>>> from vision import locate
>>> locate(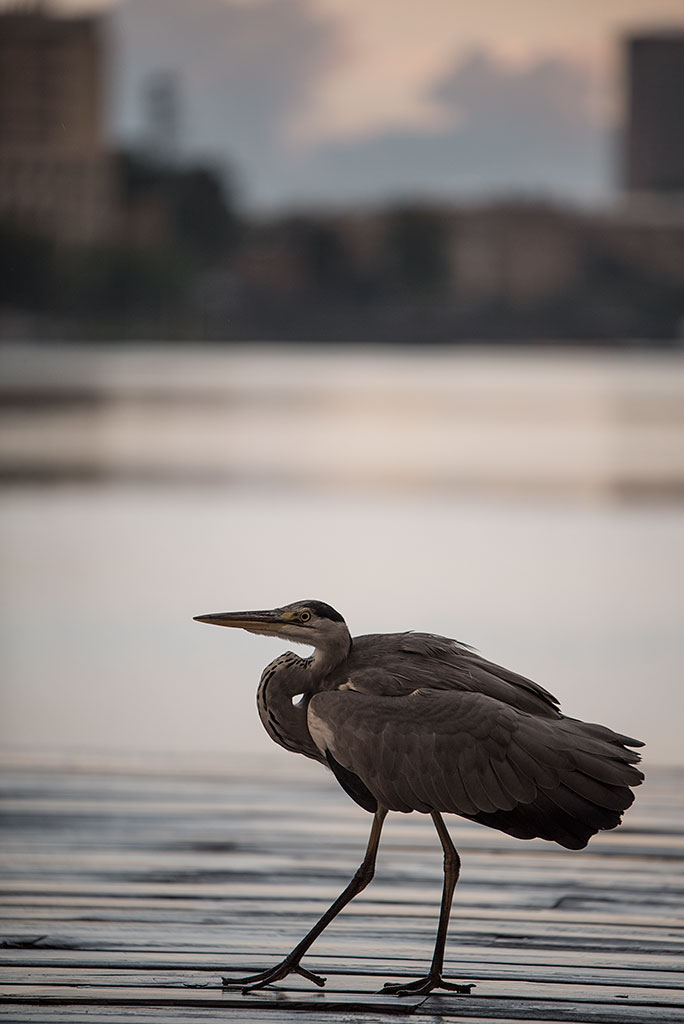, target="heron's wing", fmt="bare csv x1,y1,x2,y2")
308,688,643,850
342,633,561,715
